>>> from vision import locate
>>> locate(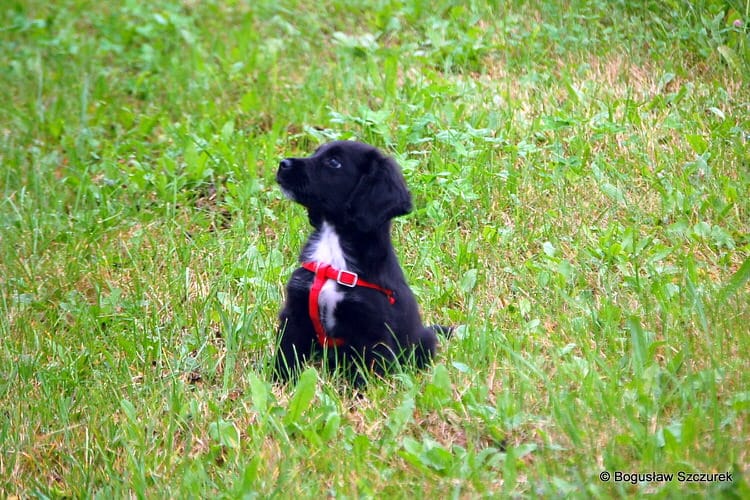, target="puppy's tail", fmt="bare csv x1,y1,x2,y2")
428,324,454,339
